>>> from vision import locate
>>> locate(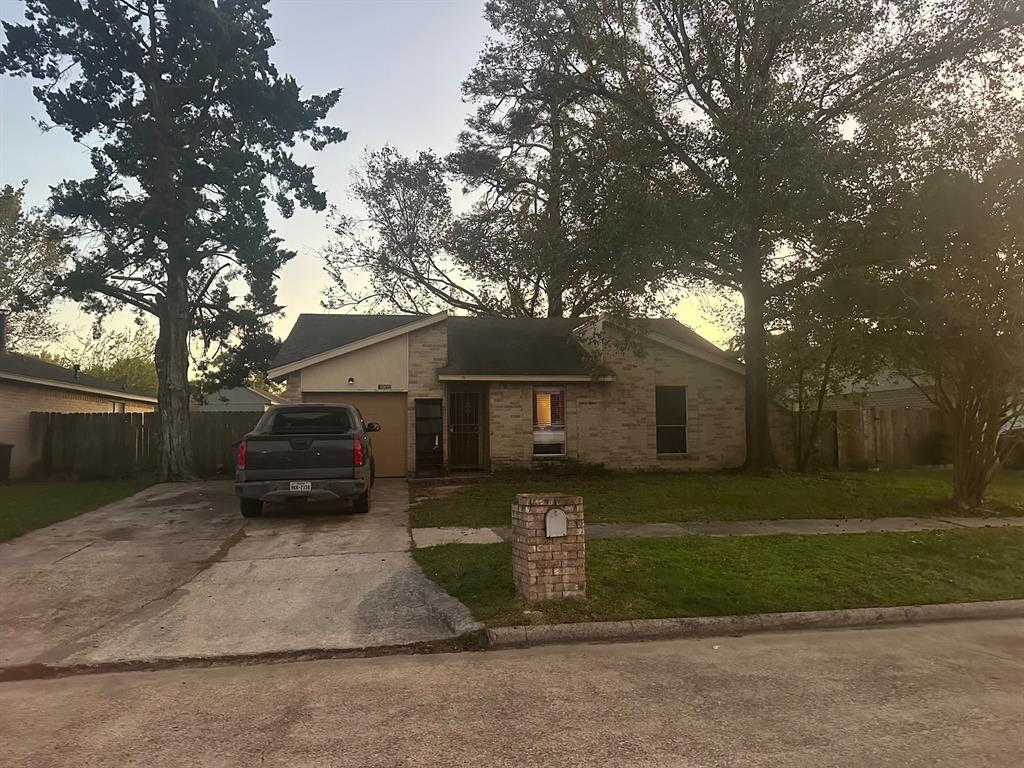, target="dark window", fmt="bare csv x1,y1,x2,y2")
272,409,353,434
655,386,687,454
415,398,444,470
